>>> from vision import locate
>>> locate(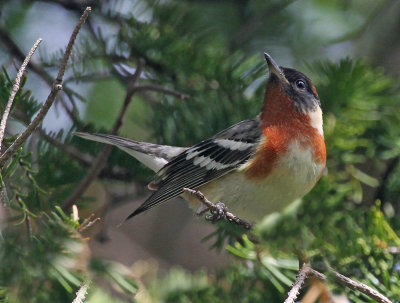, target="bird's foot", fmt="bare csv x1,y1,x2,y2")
205,202,227,223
